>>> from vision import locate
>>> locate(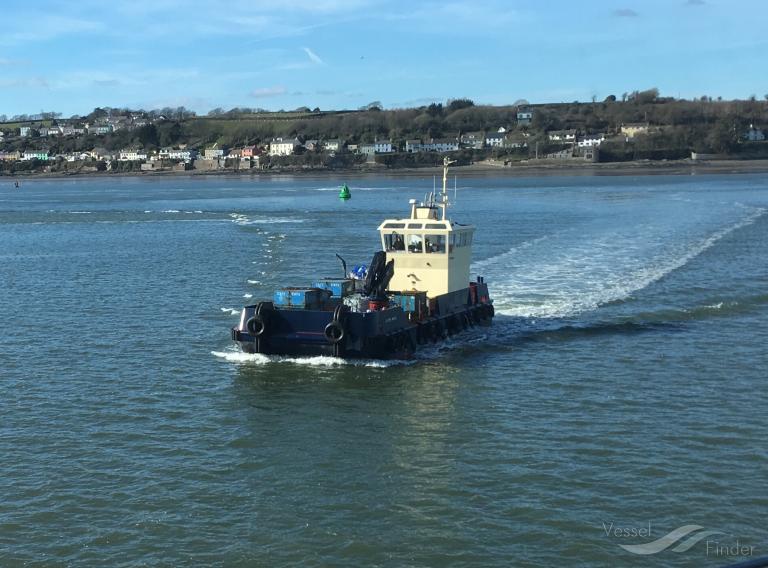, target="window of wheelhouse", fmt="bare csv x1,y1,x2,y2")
424,234,446,253
384,232,405,252
407,234,423,253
